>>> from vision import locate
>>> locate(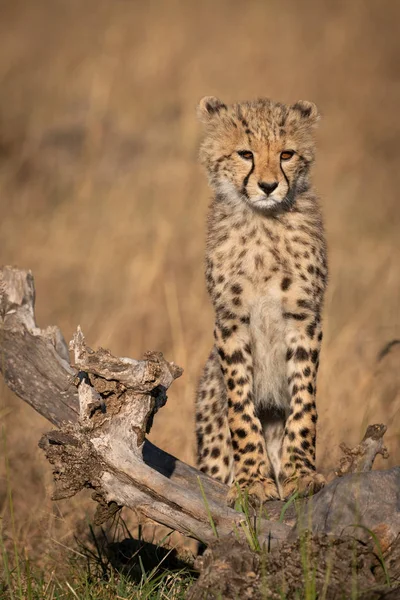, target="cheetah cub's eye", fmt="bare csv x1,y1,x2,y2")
237,150,253,160
281,150,295,161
